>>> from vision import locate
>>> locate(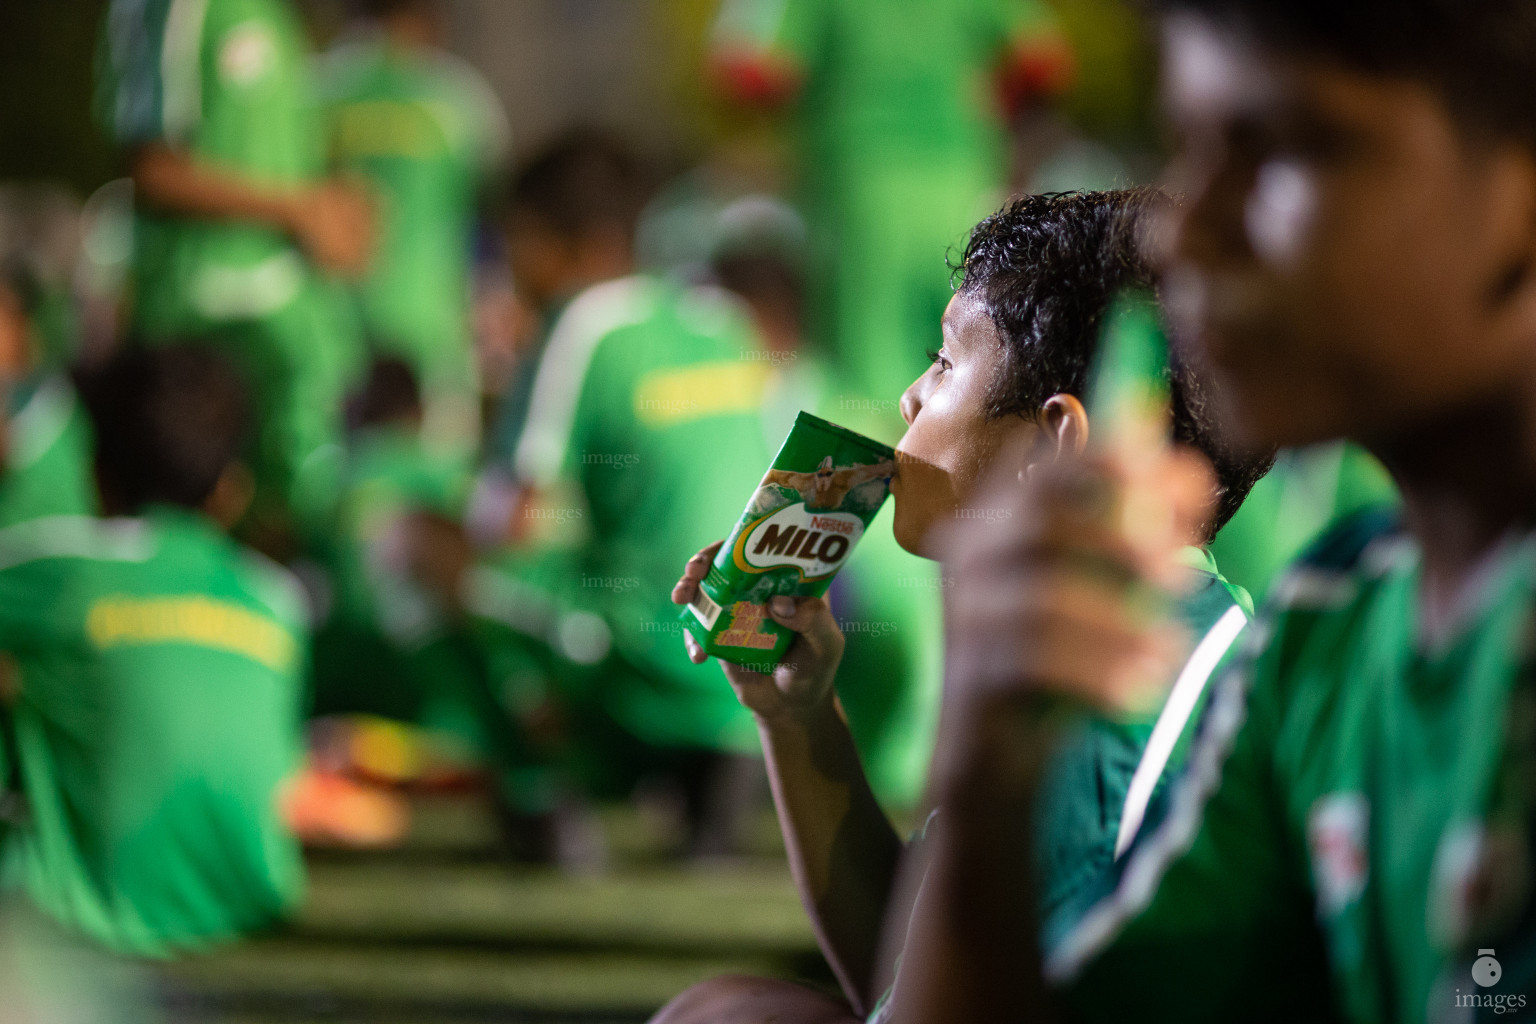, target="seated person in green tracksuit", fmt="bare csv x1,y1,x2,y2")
305,357,569,855
312,356,472,727
655,189,1275,1024
476,133,776,857
0,345,306,957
